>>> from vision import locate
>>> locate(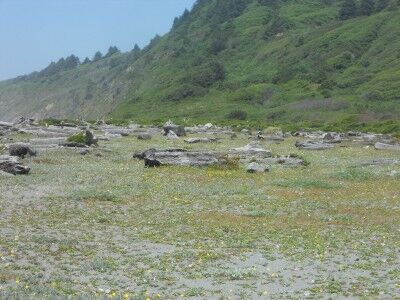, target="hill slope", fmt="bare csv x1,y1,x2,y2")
1,0,399,133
